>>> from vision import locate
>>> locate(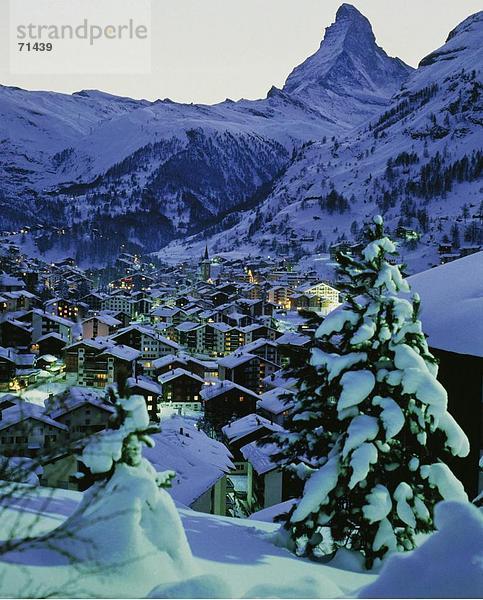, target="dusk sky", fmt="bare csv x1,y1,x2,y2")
0,0,481,103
